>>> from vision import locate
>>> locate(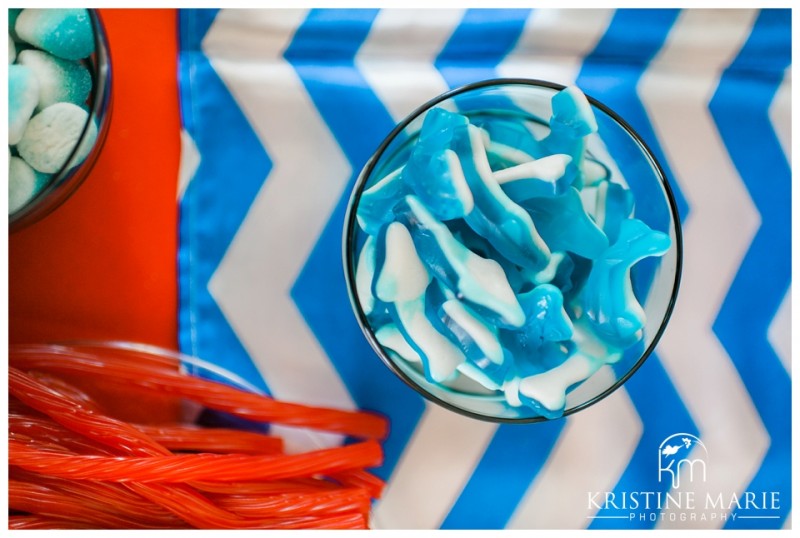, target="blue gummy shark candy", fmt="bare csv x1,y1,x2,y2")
394,195,525,329
595,180,634,243
582,218,671,348
356,166,409,236
426,282,510,391
522,186,609,260
403,109,474,221
447,116,551,271
542,86,598,188
494,153,576,202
